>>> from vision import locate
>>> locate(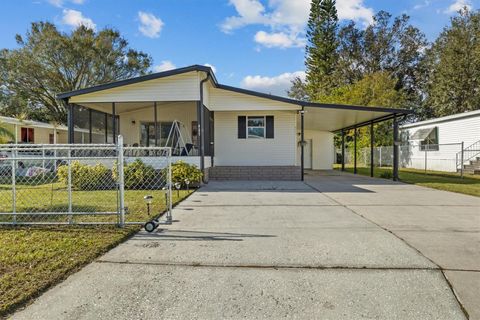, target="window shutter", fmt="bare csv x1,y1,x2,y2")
238,116,246,139
266,116,274,139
